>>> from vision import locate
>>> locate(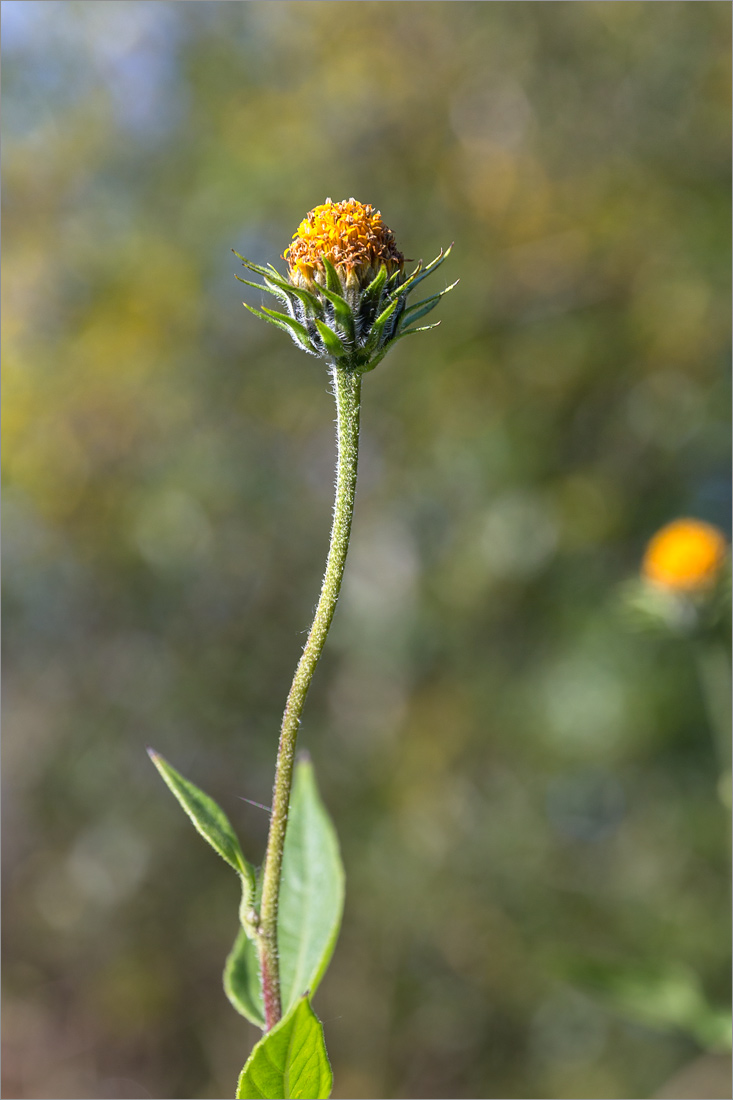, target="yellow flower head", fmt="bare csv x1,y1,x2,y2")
285,198,404,292
235,205,453,370
642,518,727,592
